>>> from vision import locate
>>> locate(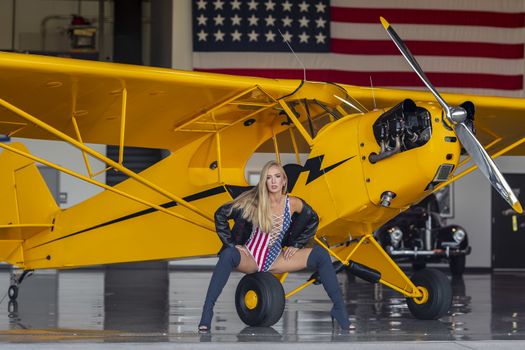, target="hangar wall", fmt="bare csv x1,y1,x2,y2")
449,157,525,268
